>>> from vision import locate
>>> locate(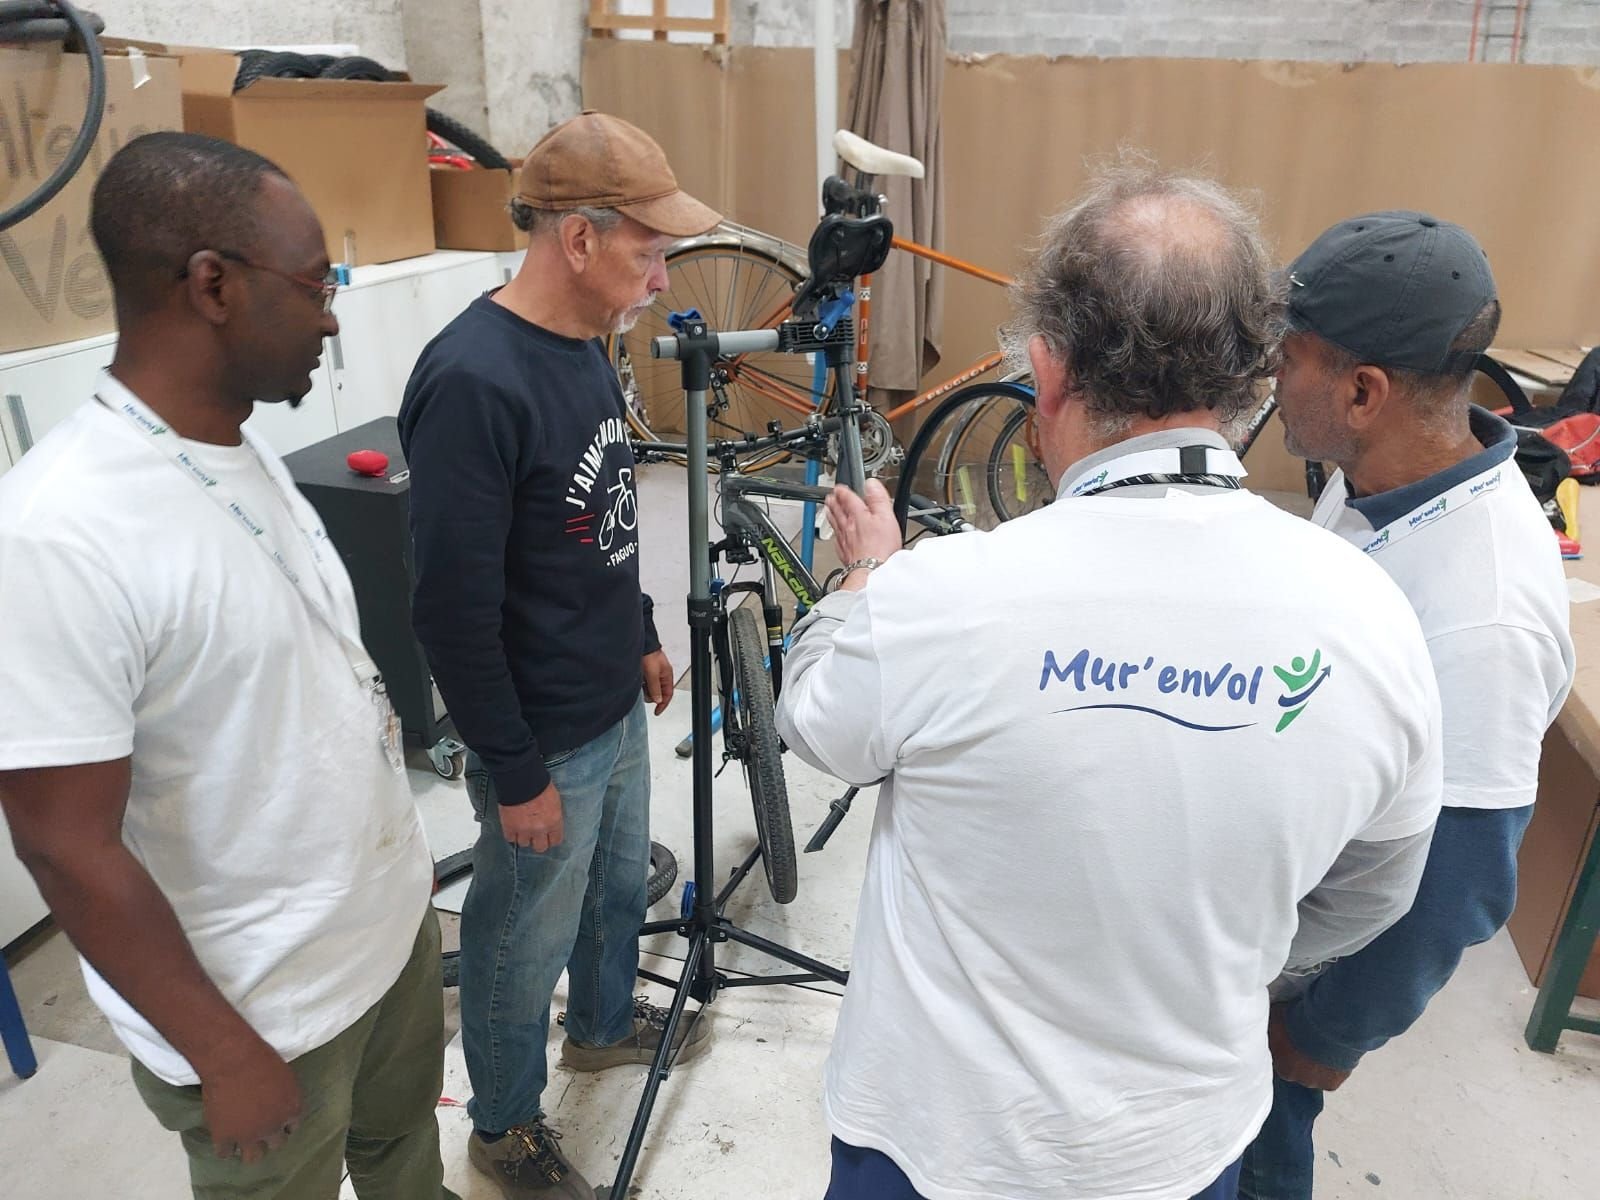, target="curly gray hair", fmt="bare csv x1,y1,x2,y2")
1009,159,1286,429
